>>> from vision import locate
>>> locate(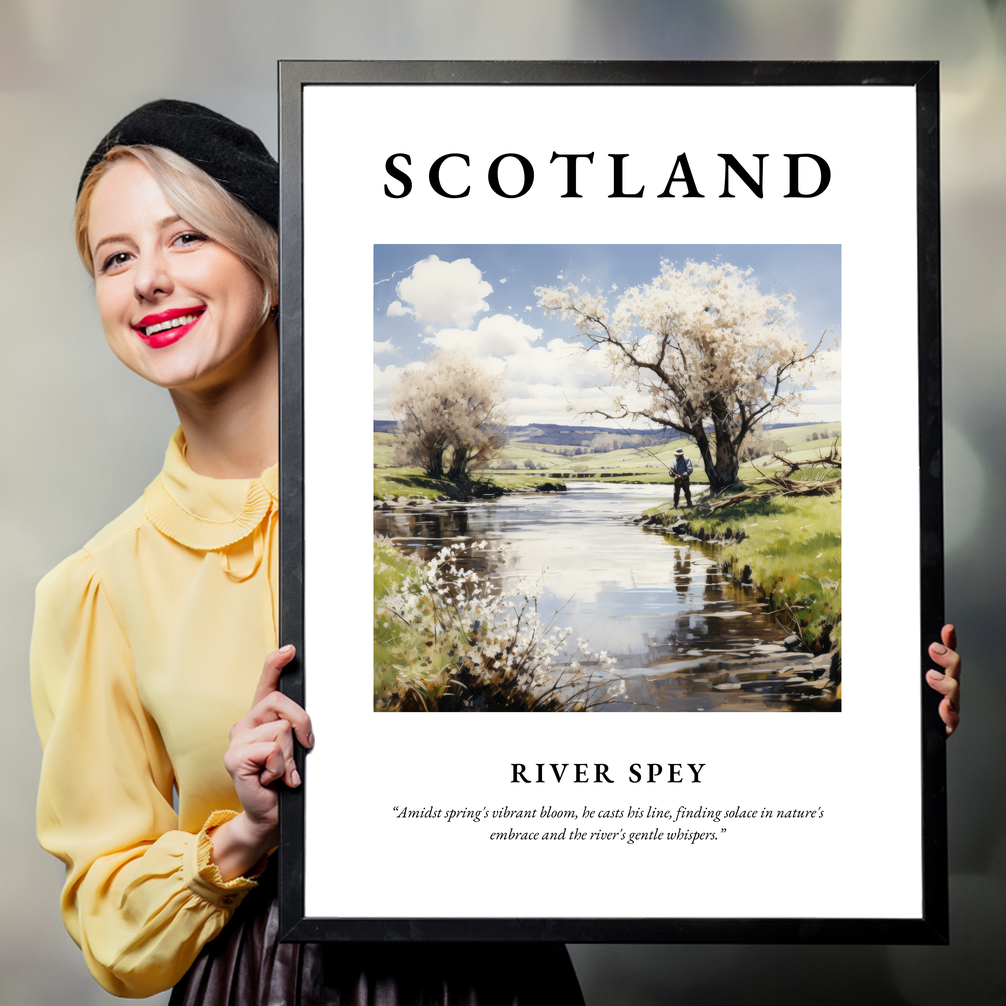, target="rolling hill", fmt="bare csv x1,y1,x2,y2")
374,419,841,485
